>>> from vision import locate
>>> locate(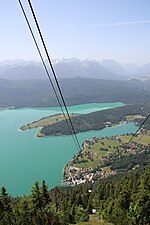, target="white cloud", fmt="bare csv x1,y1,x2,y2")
78,20,150,28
